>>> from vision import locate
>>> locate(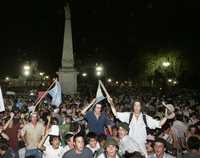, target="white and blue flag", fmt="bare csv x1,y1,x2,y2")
0,87,5,112
48,80,62,107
